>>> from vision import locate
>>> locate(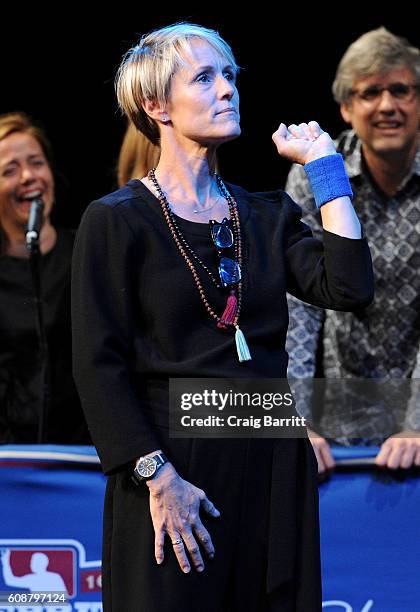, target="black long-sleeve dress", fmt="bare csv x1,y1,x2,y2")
72,179,373,611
